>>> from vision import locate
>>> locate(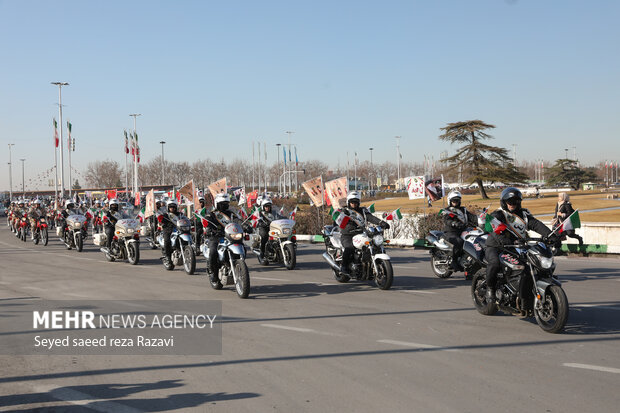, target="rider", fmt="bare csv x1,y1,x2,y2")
338,191,390,276
102,199,121,252
442,190,478,272
257,197,284,261
28,199,45,239
13,200,26,236
484,187,555,303
194,196,207,248
59,200,80,239
205,193,242,280
158,199,183,264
